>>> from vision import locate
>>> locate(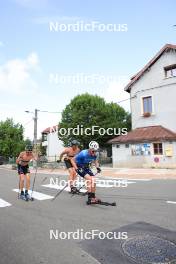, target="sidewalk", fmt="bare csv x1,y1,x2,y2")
28,167,176,180
101,167,176,179
1,165,176,179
